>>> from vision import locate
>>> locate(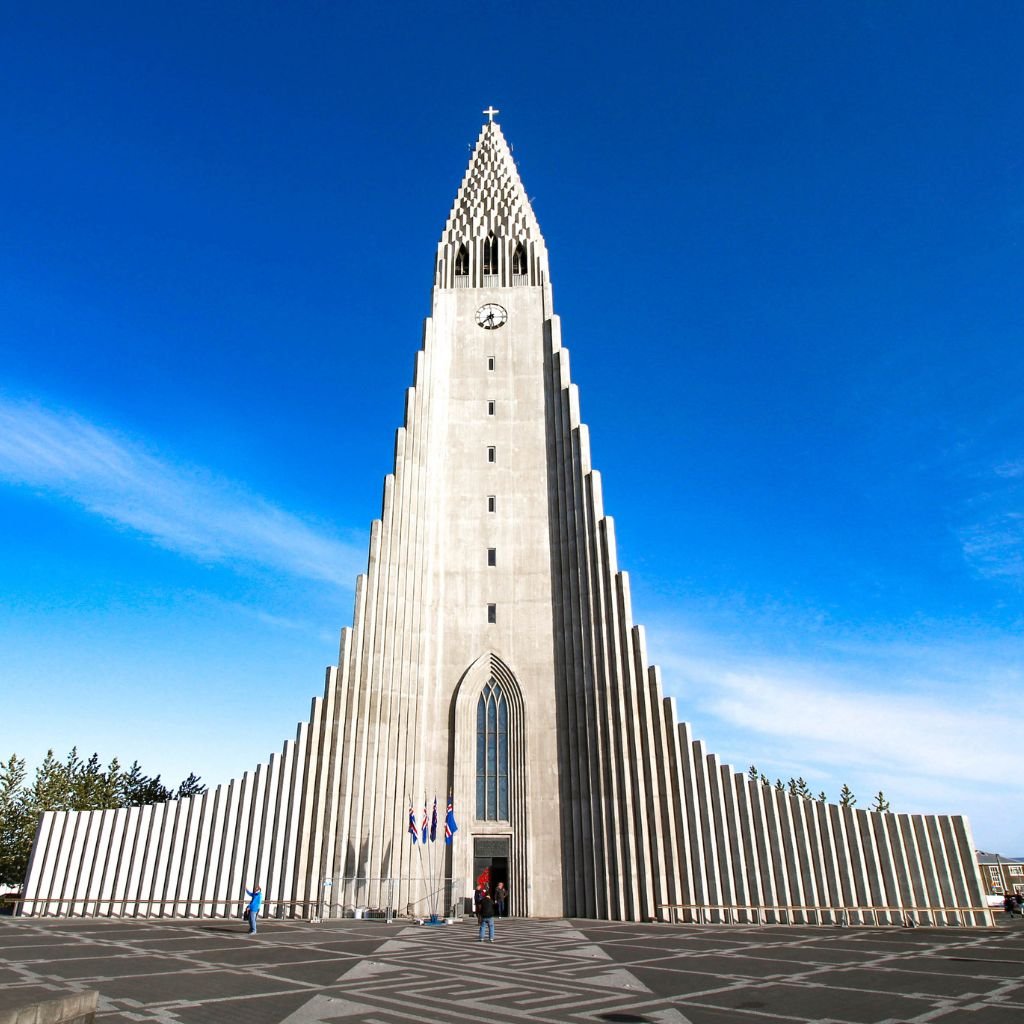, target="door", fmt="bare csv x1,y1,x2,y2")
473,836,511,914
